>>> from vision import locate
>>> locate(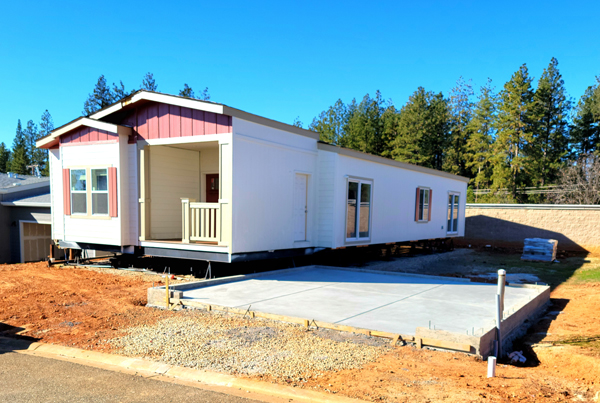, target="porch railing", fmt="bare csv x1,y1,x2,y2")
181,198,220,243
